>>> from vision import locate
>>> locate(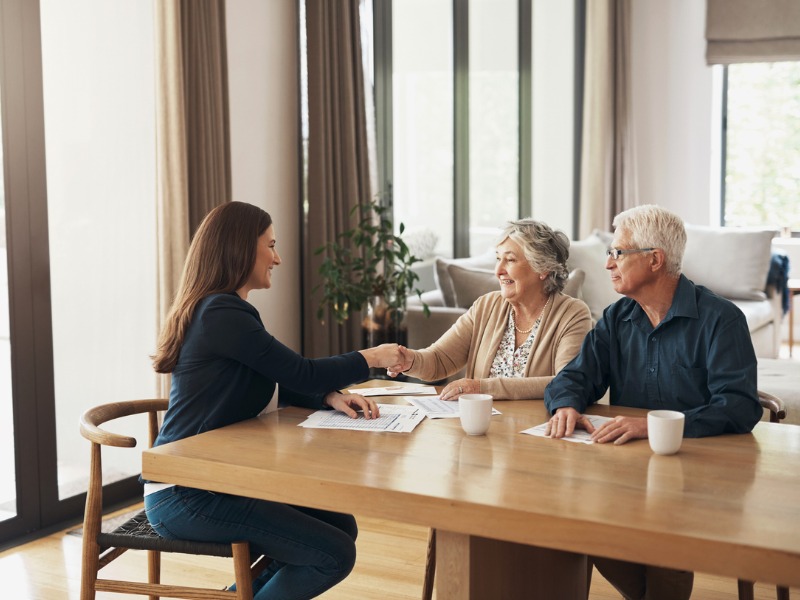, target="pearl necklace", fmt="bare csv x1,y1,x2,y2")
512,295,551,335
